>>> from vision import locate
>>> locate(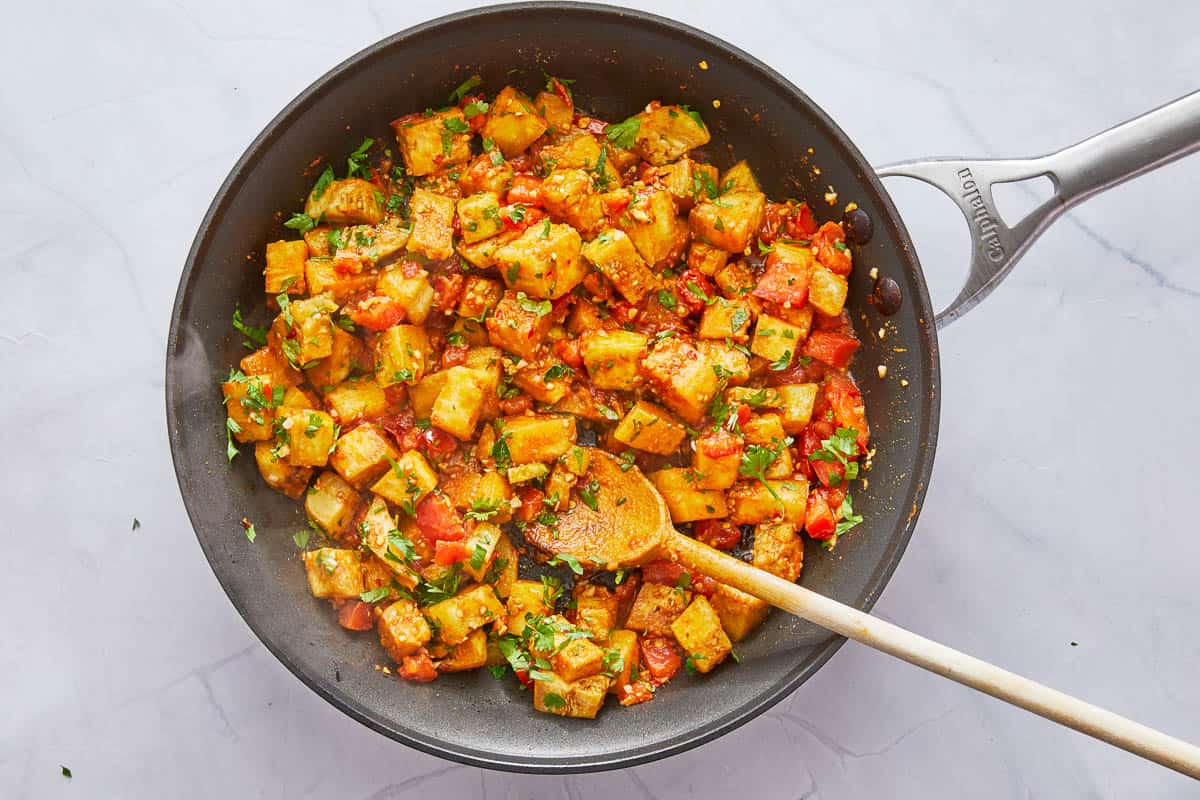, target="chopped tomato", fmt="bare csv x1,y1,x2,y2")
810,457,845,489
398,649,439,682
337,600,375,631
640,560,716,595
812,221,852,276
399,260,425,278
785,202,819,239
694,519,741,550
343,294,406,331
734,404,753,429
616,679,655,706
804,487,837,539
676,269,716,316
758,202,790,244
434,539,469,565
602,189,632,217
609,300,640,327
581,271,614,302
814,309,853,333
552,338,585,370
441,344,468,369
380,408,421,452
507,174,543,207
501,204,546,232
584,117,608,136
803,331,859,369
753,250,811,308
640,637,682,684
696,428,742,460
514,668,533,688
498,394,532,416
333,255,364,274
431,272,464,311
459,93,489,133
514,486,545,524
414,494,465,545
459,153,510,195
824,373,869,452
419,427,458,461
